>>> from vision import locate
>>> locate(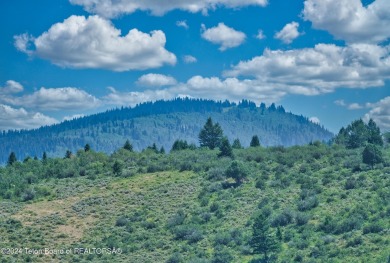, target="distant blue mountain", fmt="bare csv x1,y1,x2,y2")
0,98,333,163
